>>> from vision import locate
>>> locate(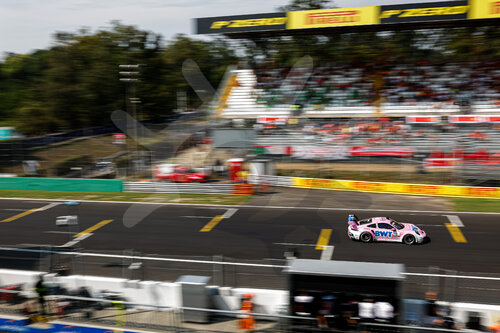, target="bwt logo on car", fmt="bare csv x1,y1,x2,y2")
374,231,393,237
